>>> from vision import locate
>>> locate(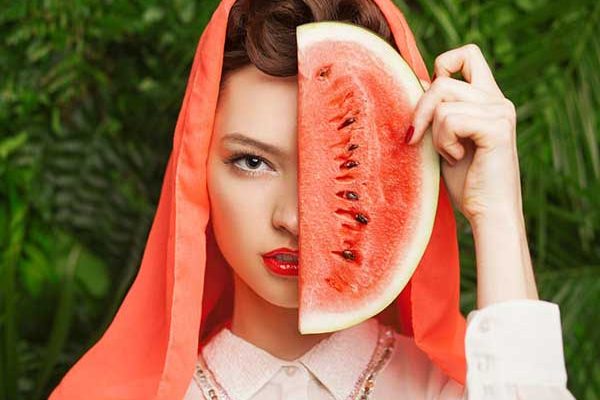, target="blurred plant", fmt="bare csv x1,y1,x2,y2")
394,0,600,397
1,1,217,398
0,0,598,398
